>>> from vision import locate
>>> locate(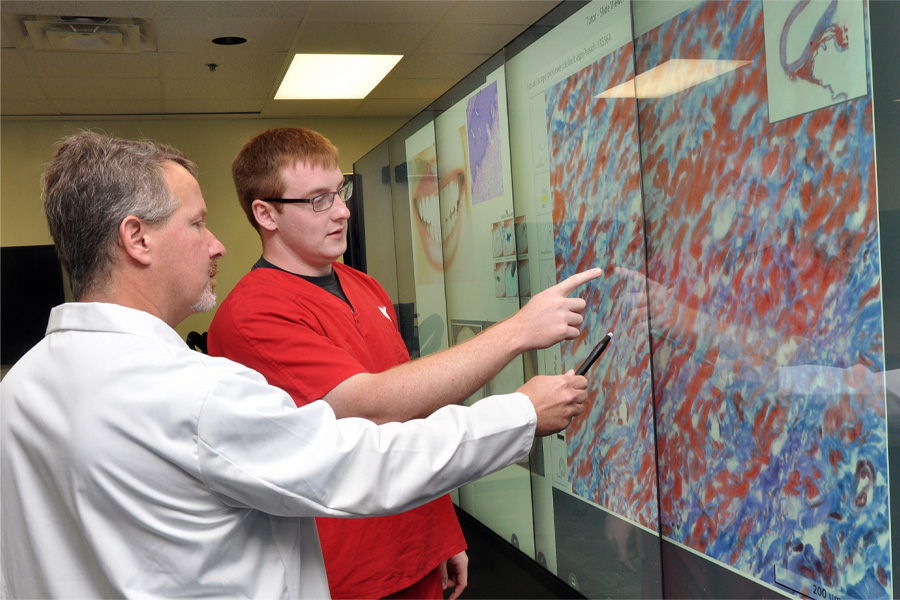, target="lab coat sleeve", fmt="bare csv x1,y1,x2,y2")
196,364,537,518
